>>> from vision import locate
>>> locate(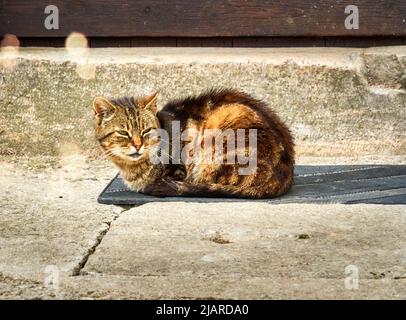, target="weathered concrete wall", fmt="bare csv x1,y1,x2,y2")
0,47,405,158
